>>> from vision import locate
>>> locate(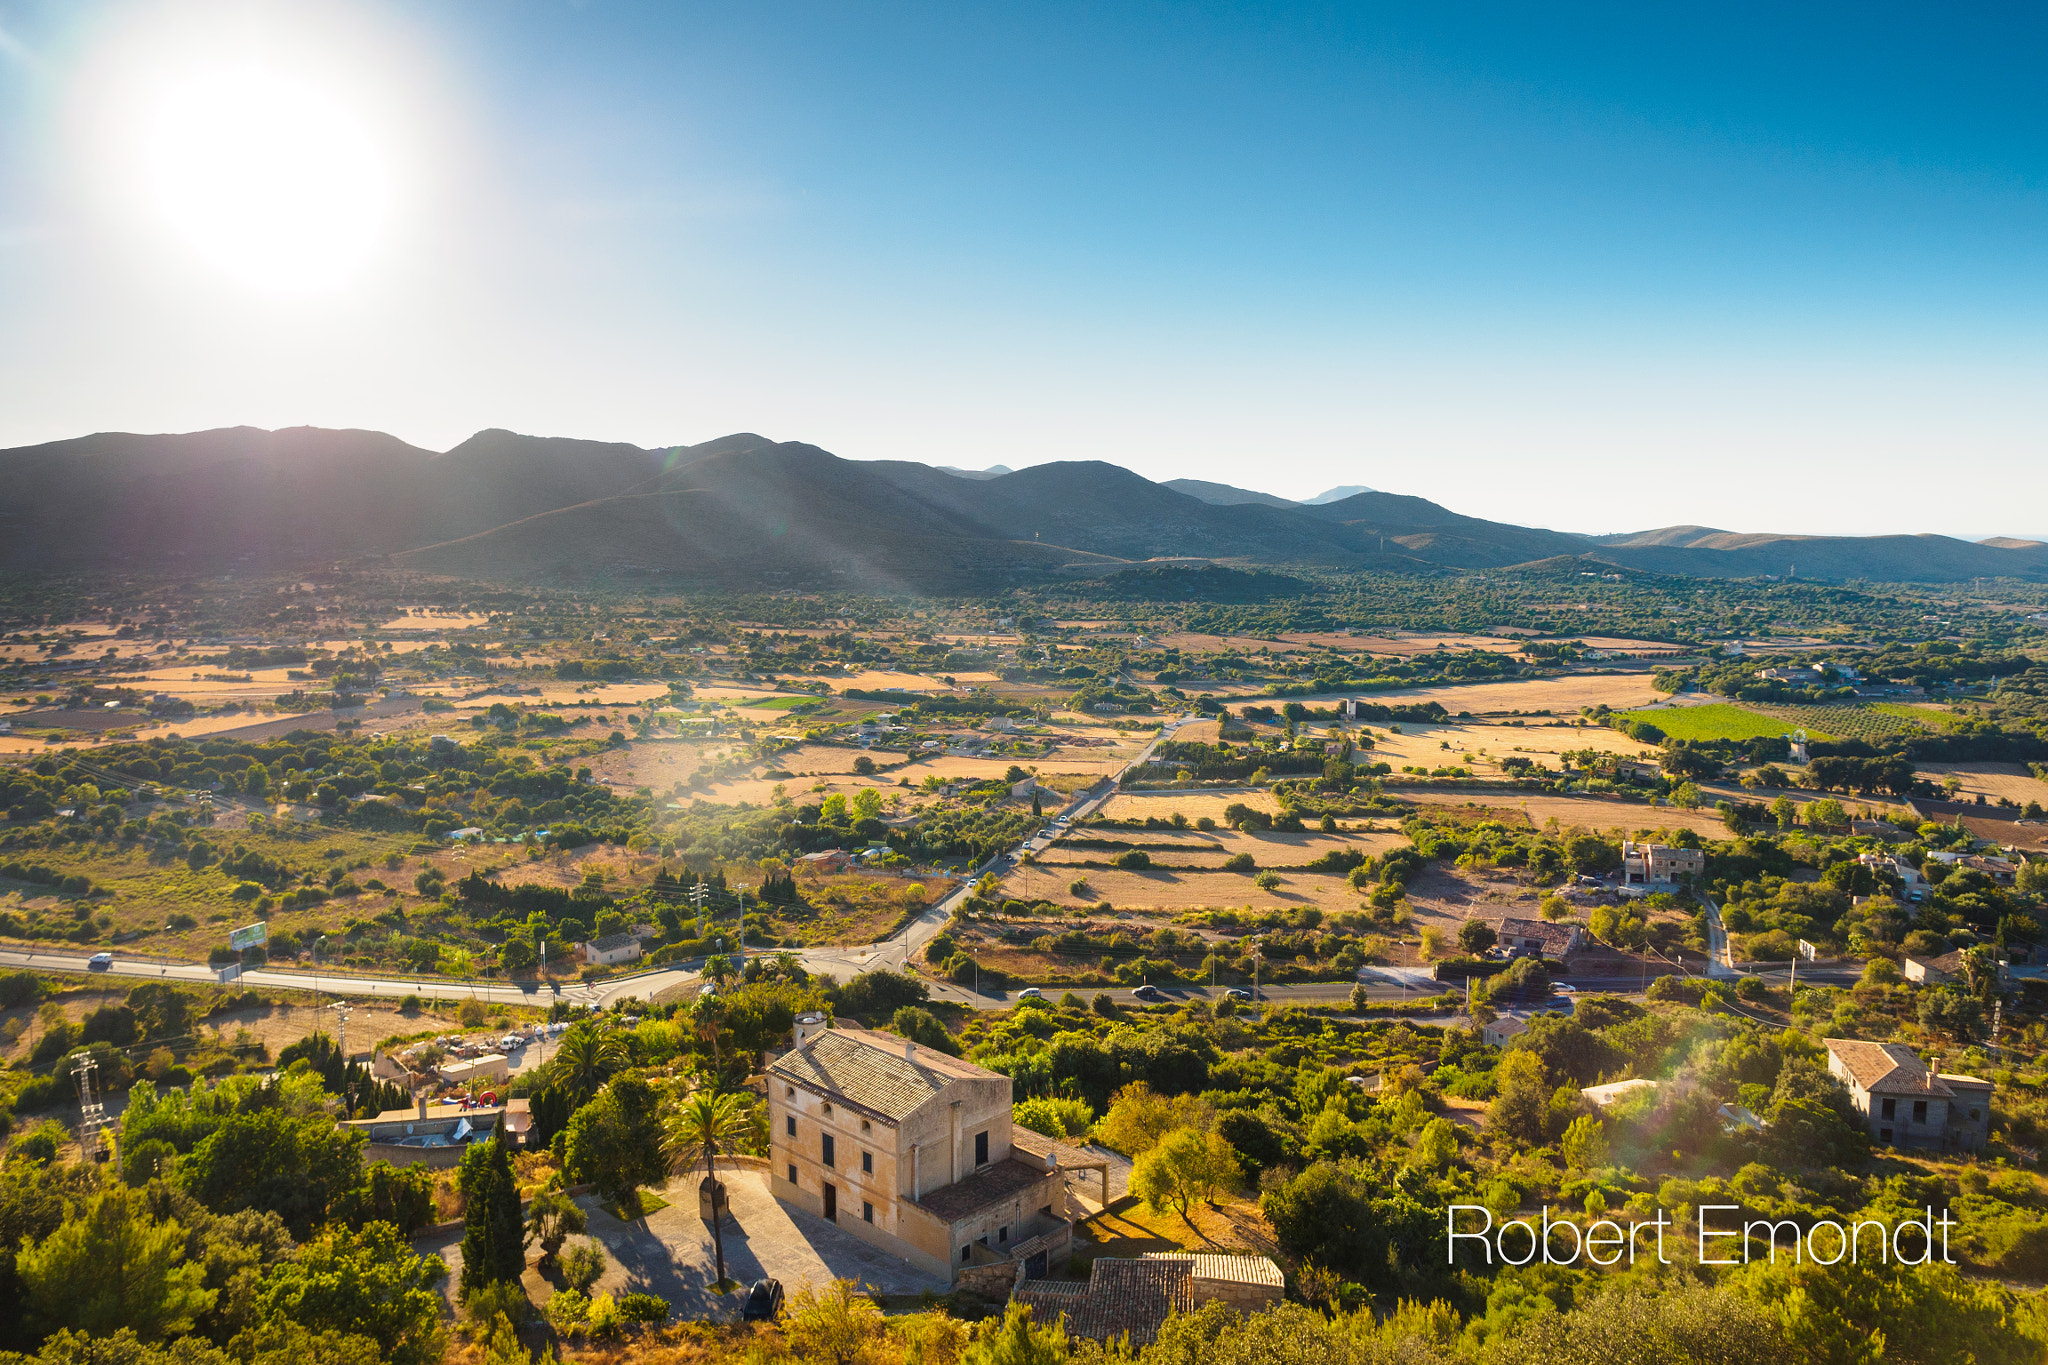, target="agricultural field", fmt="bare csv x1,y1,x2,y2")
1362,718,1660,774
1395,790,1739,840
1914,762,2048,809
1316,671,1669,715
1743,702,1929,744
1615,702,1804,742
1870,700,1968,731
